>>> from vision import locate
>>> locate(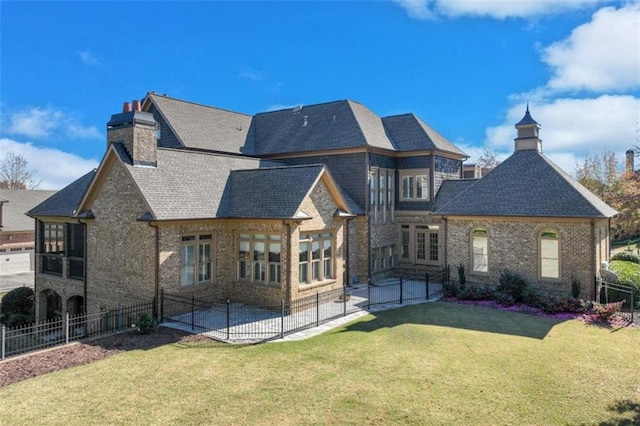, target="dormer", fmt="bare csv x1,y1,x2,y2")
514,106,542,153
